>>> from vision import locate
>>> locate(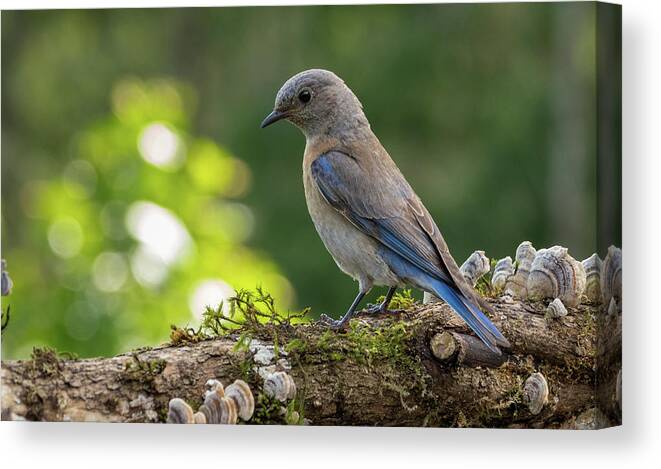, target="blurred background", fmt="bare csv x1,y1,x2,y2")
1,2,620,359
